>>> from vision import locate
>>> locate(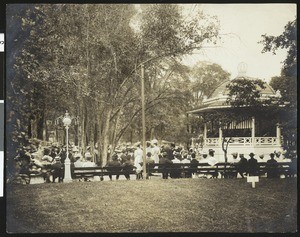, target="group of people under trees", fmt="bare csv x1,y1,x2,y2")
12,138,296,184
13,142,97,184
